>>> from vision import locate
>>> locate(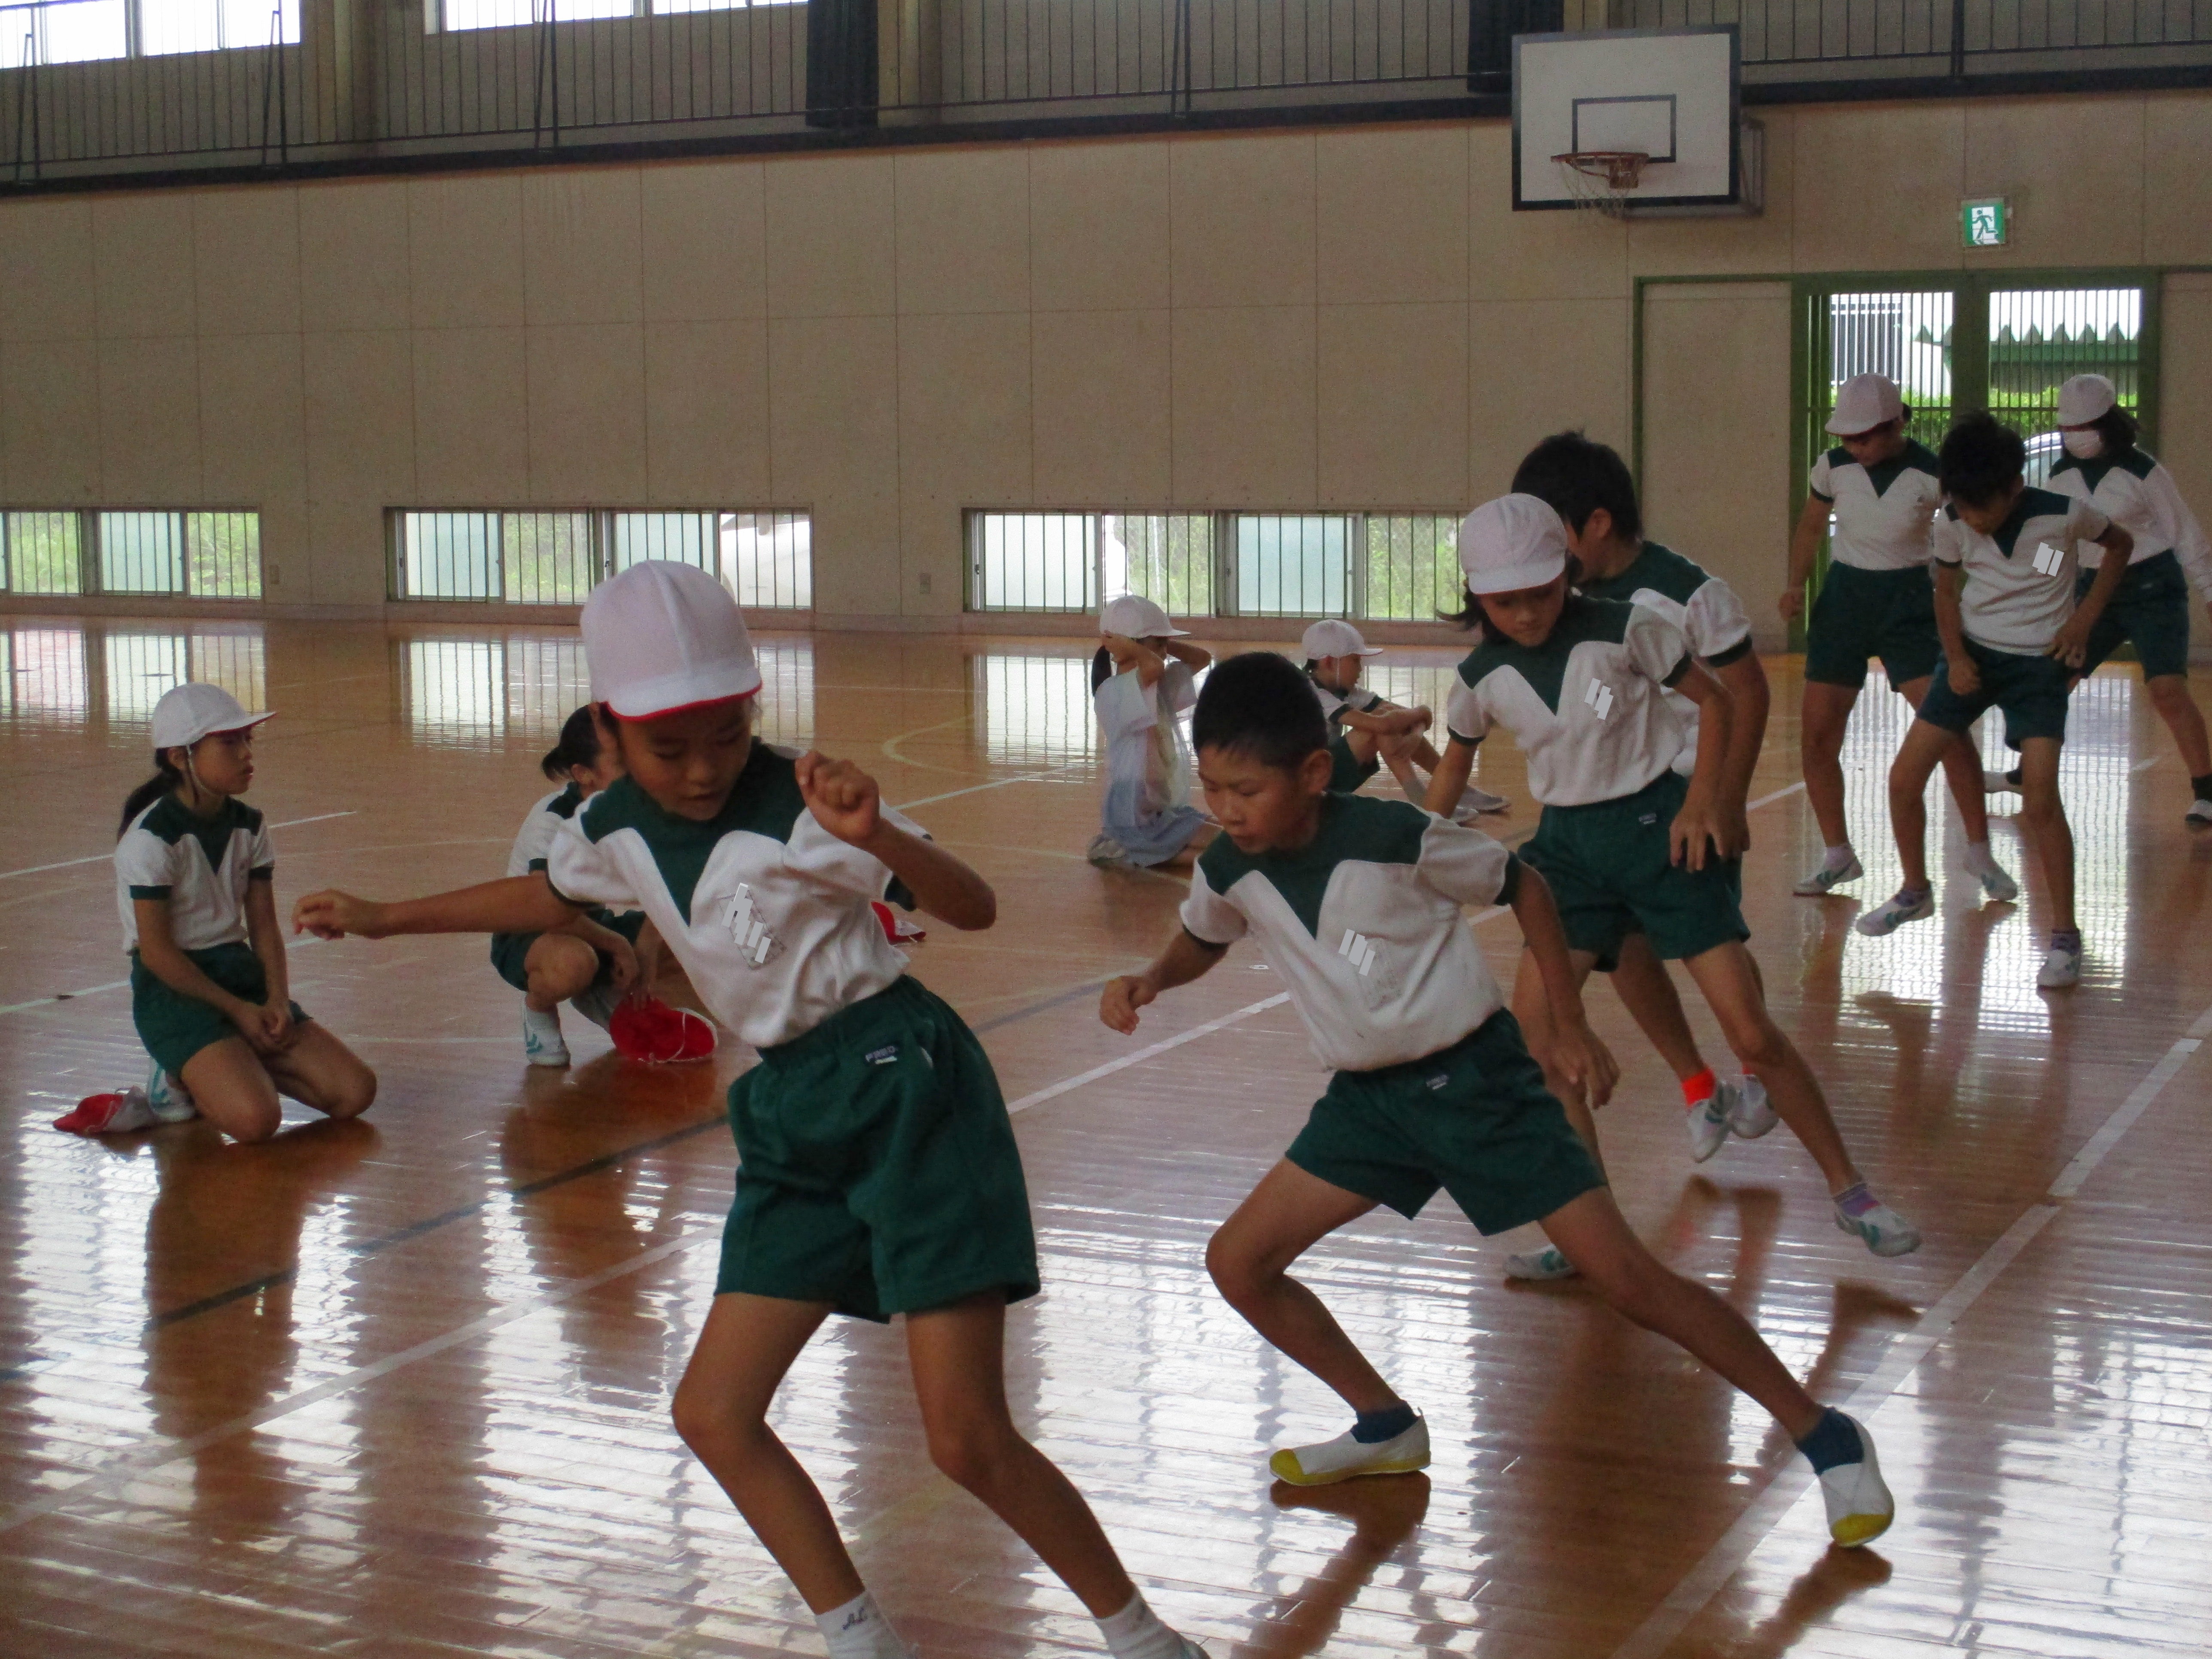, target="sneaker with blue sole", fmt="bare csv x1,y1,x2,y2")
1504,1245,1577,1281
1854,888,1934,937
1268,1414,1429,1487
1975,863,2020,902
146,1056,198,1124
1834,1192,1921,1258
1816,1413,1896,1547
1793,855,1863,896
